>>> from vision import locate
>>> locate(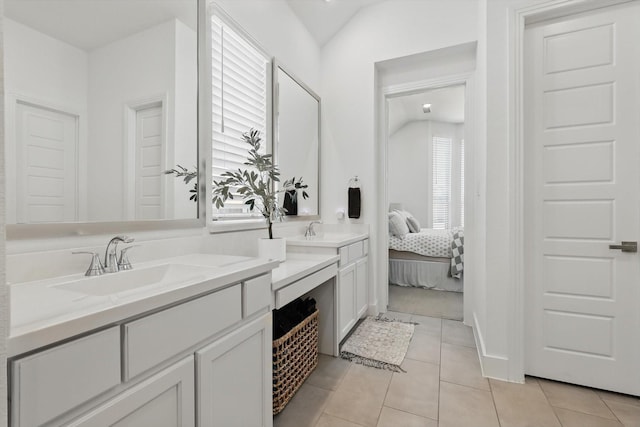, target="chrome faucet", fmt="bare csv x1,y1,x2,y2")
104,235,134,273
304,221,322,239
